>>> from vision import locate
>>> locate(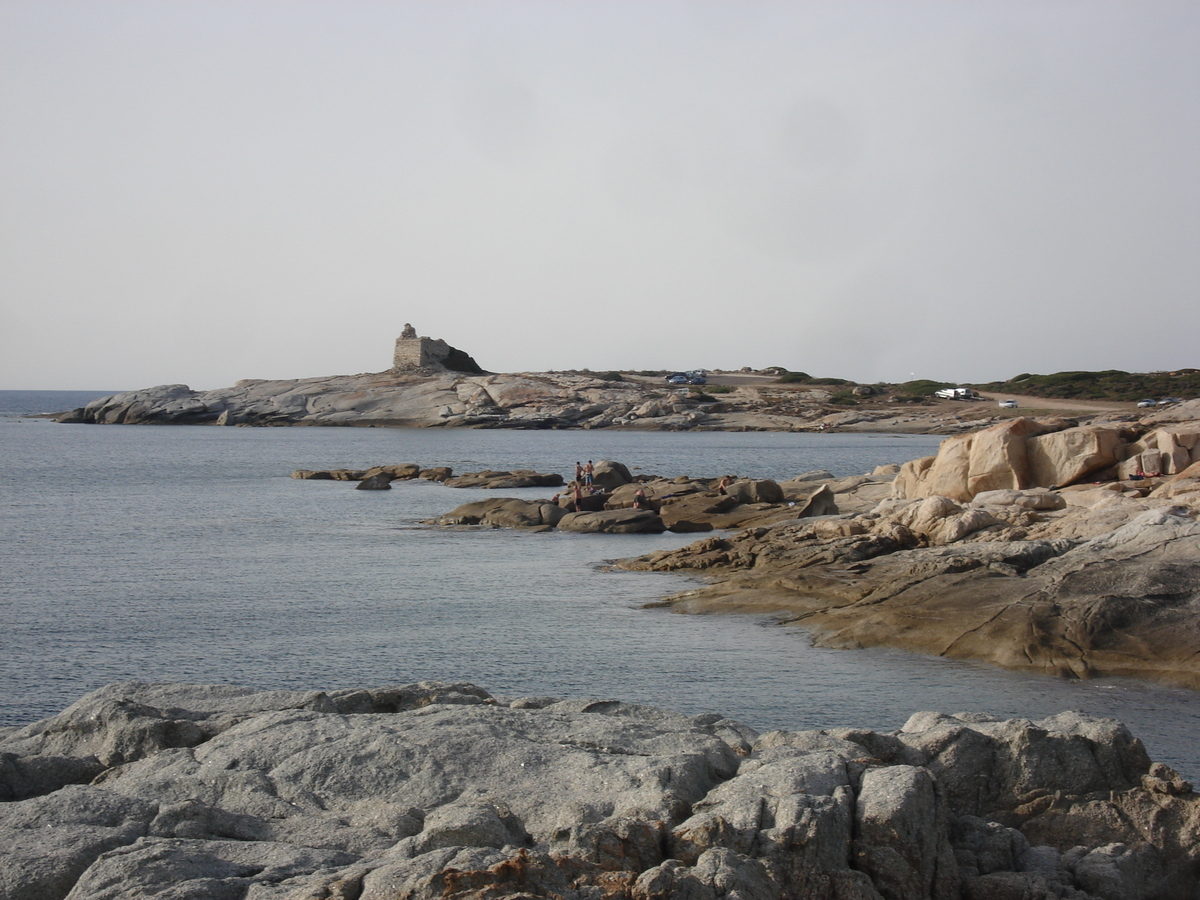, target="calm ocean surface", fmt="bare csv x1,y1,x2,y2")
2,391,1197,780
